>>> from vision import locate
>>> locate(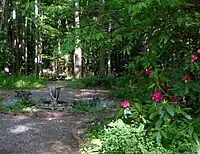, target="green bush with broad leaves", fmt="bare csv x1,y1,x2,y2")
100,119,171,154
81,119,198,154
